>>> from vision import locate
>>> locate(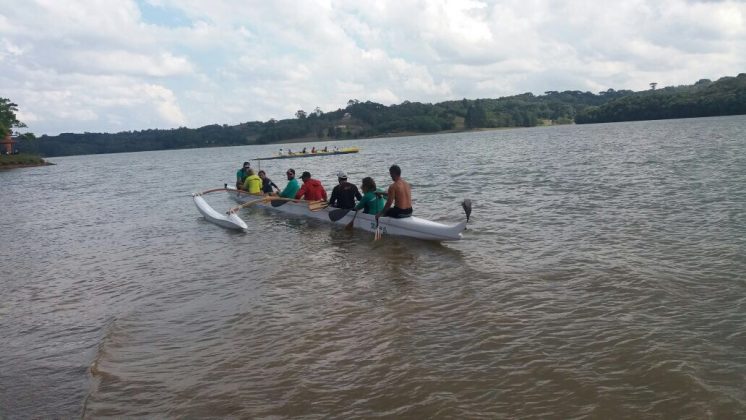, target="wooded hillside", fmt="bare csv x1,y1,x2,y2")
17,74,746,157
